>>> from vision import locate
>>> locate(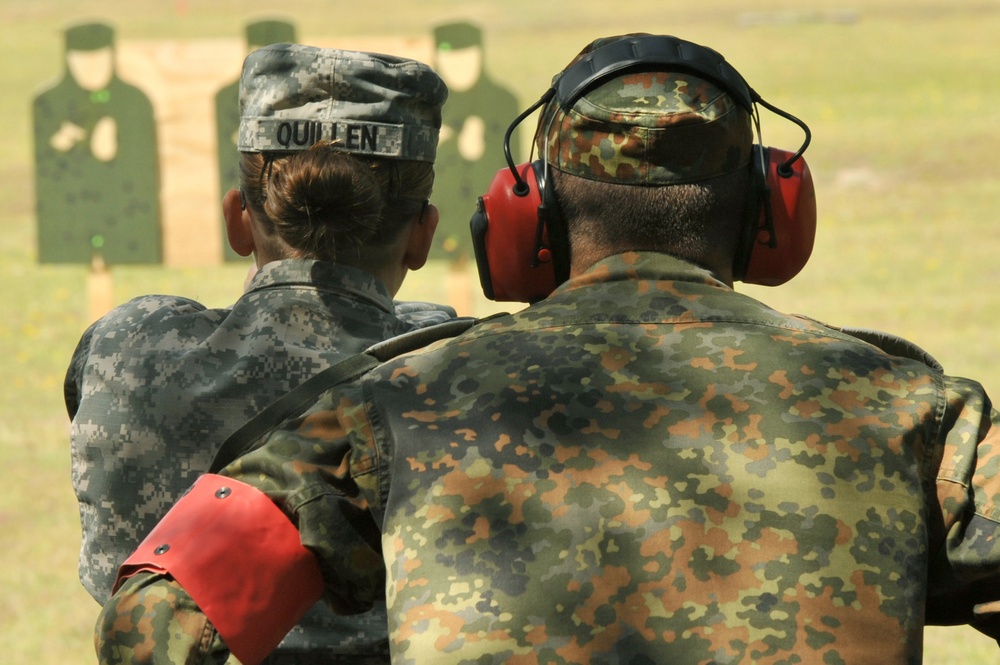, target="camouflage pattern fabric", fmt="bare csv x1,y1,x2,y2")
98,252,1000,664
70,257,454,663
97,573,230,664
538,71,753,186
238,44,446,161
